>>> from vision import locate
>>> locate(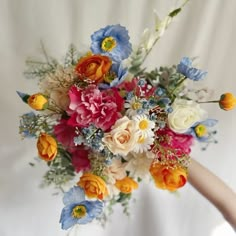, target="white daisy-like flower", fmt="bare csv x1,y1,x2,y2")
124,97,147,117
124,151,154,179
133,133,154,153
133,114,155,135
